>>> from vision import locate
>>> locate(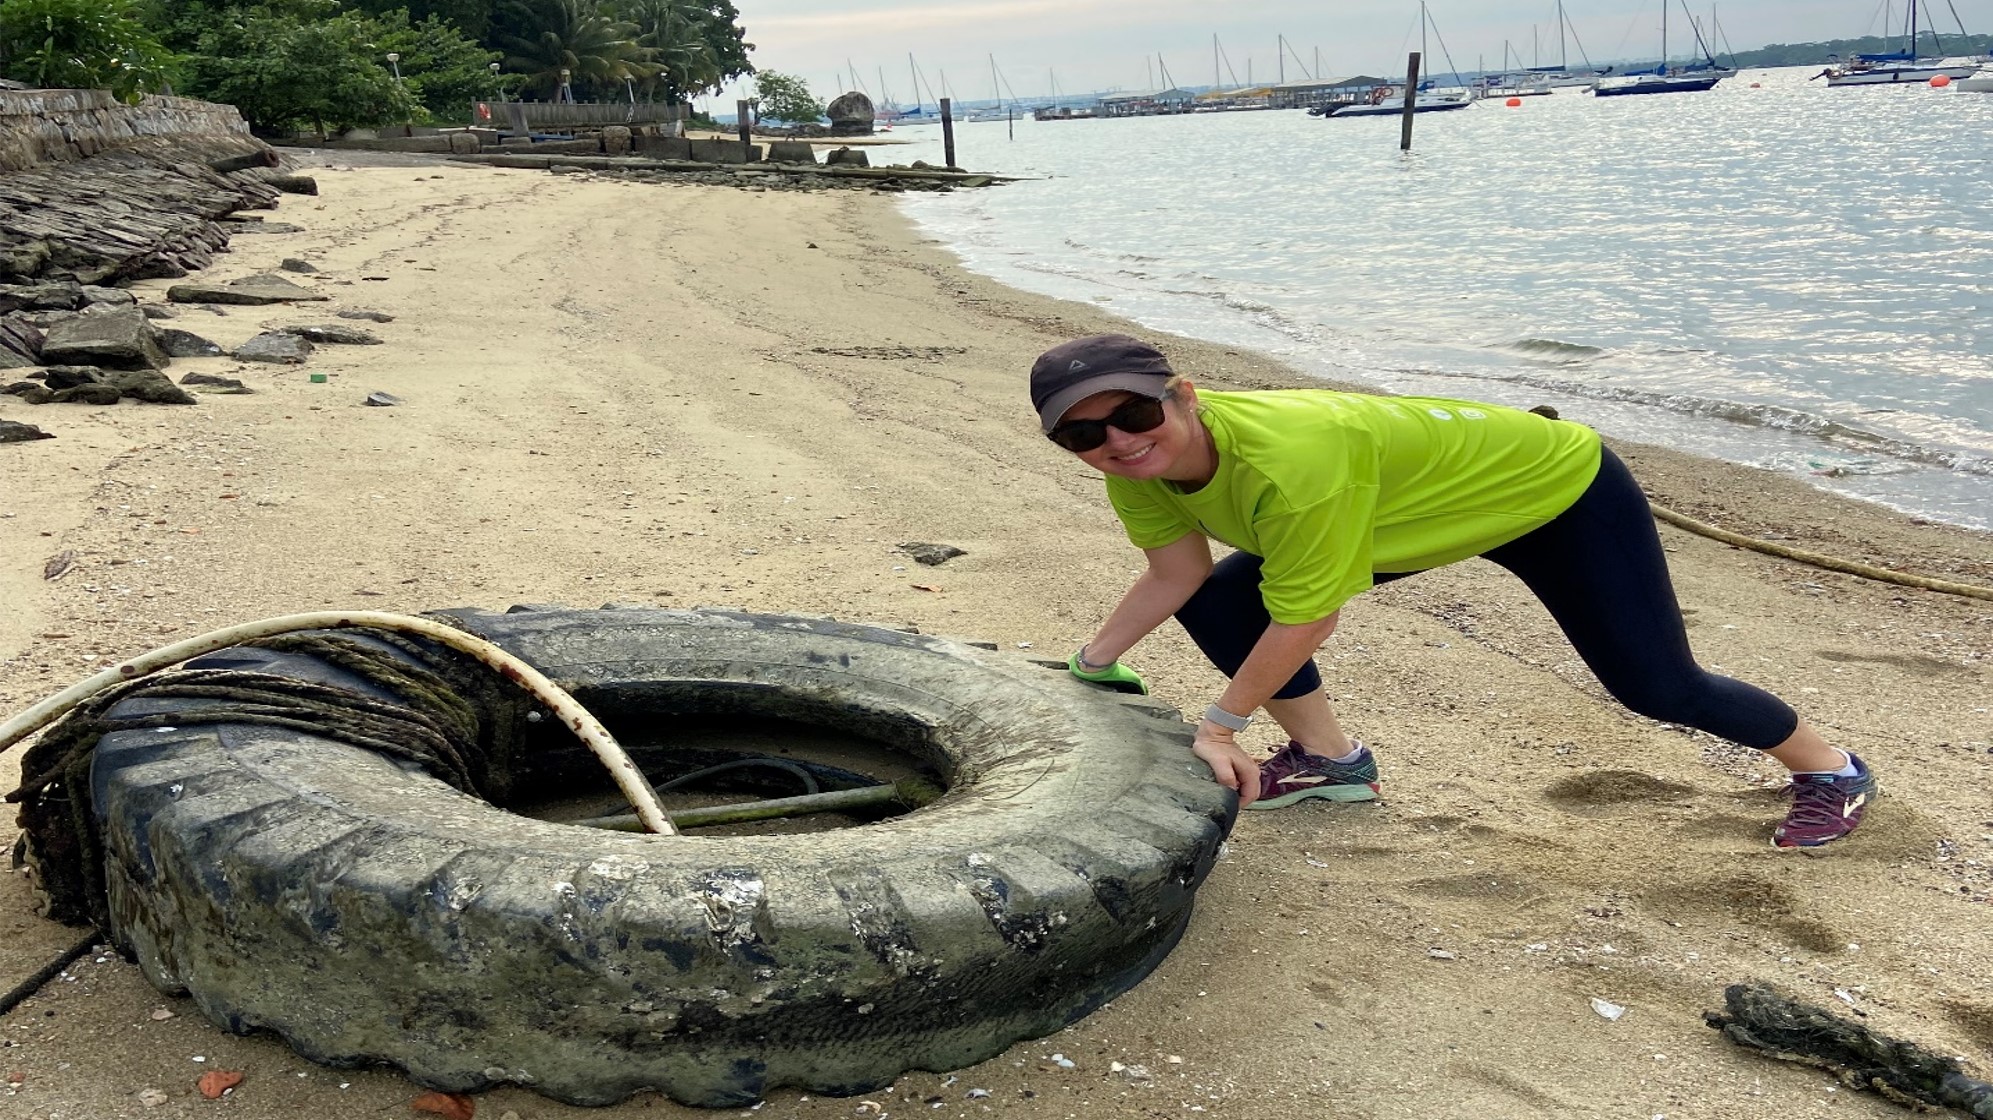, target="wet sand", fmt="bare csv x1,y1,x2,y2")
2,158,1990,1120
